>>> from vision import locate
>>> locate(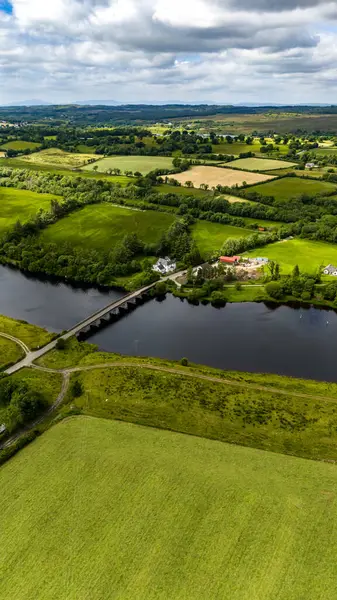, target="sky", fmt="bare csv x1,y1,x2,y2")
1,0,337,105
